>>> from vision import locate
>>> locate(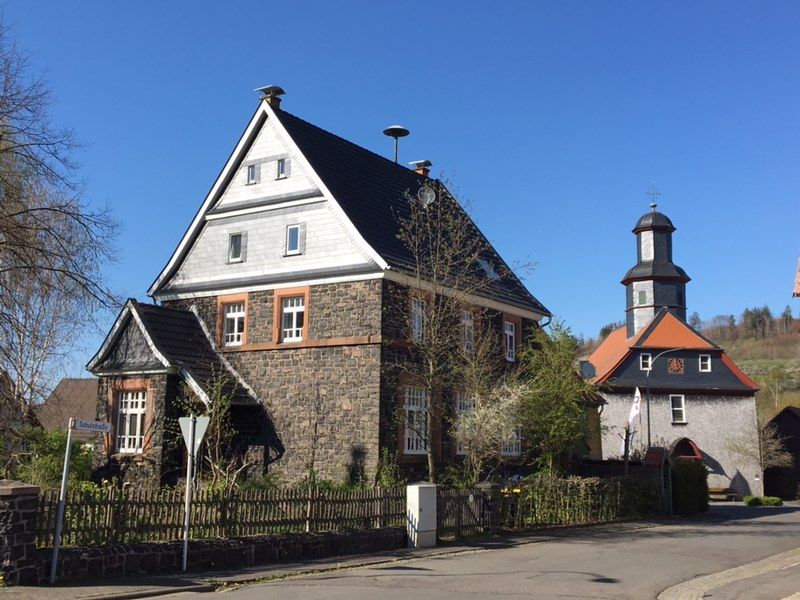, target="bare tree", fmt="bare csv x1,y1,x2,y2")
726,421,794,475
0,19,117,424
391,178,531,482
